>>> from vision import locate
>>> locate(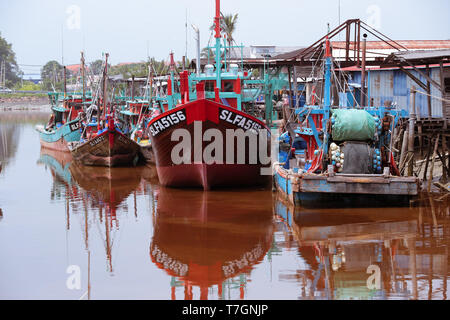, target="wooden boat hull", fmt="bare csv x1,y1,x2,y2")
273,163,420,208
36,119,82,152
148,99,270,190
69,129,141,167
